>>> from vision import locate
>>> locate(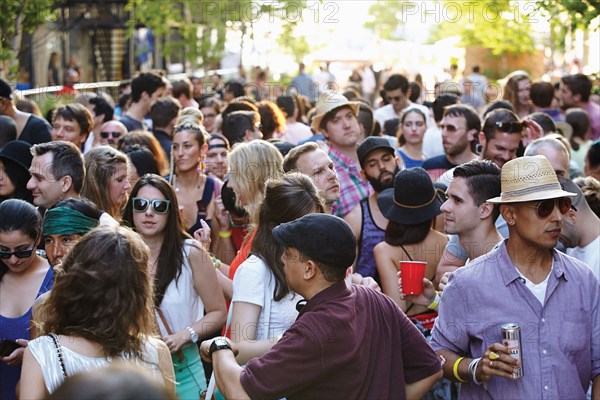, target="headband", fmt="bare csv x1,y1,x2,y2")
208,143,228,150
44,206,99,235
